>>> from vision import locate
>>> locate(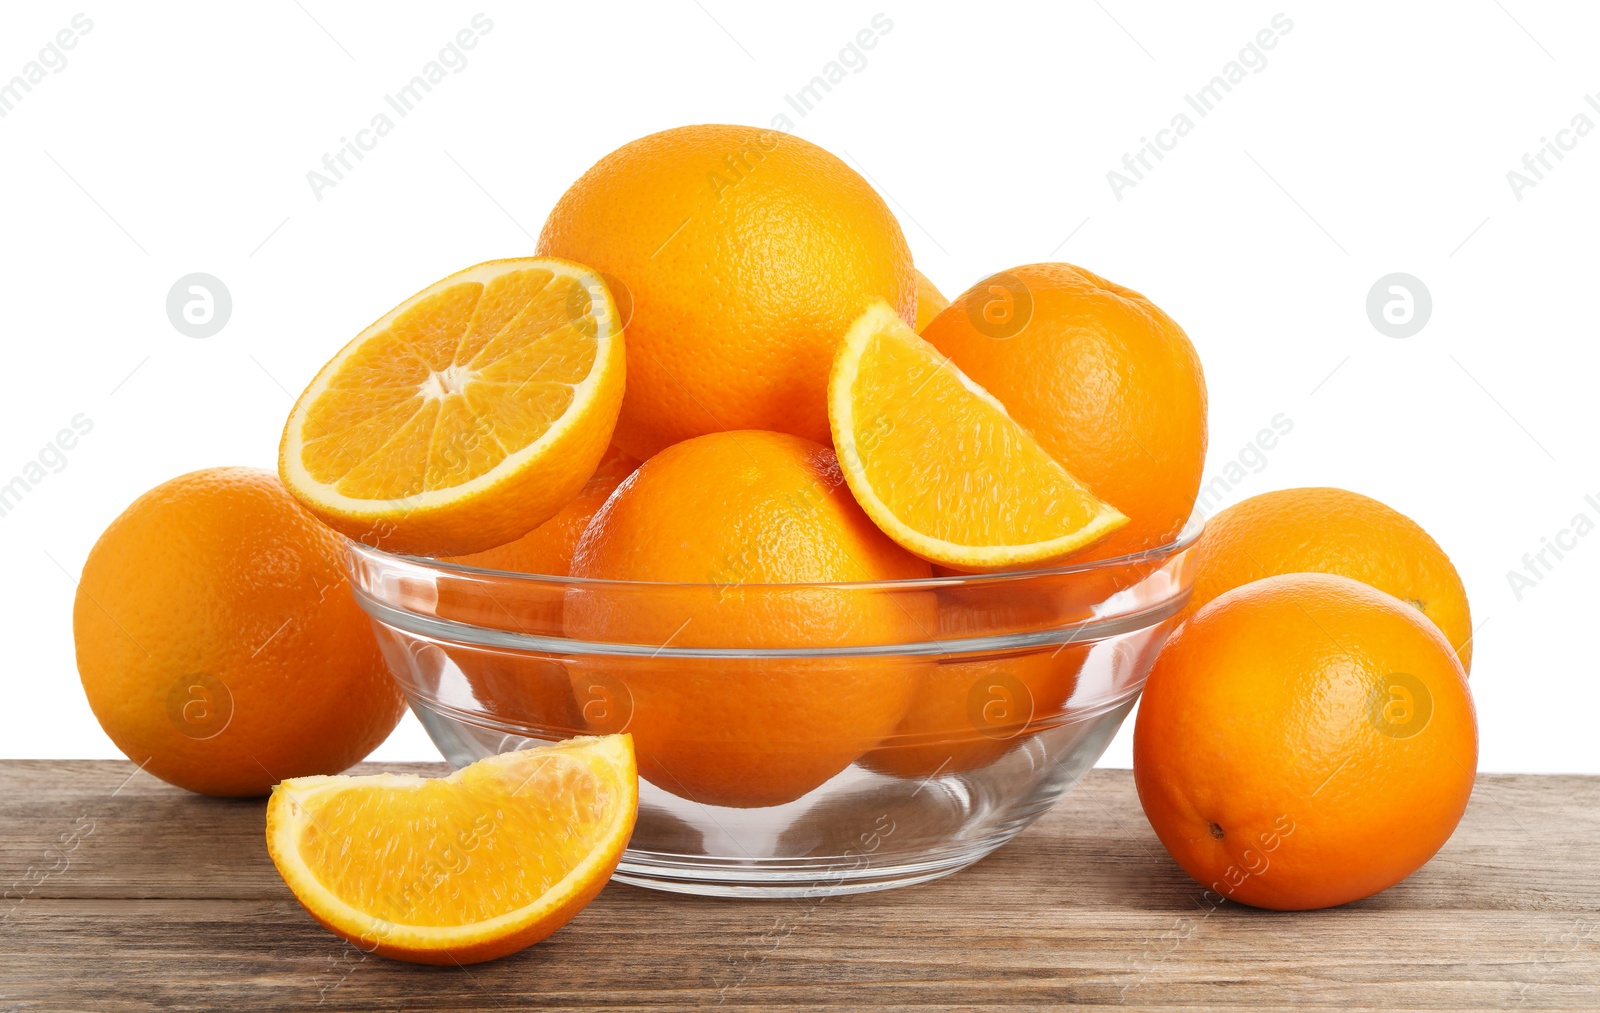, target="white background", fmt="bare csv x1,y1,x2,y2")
2,2,1595,772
